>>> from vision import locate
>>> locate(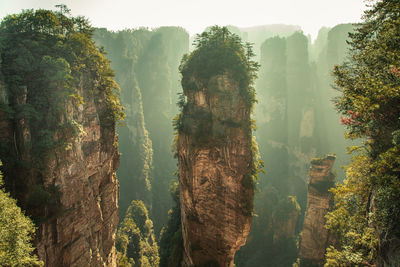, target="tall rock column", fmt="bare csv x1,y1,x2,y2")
176,27,260,267
299,155,337,266
0,10,124,267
